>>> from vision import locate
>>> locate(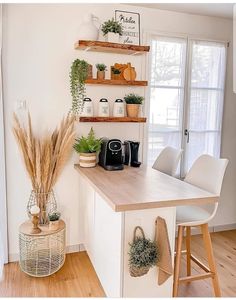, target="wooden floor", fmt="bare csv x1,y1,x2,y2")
0,230,236,297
